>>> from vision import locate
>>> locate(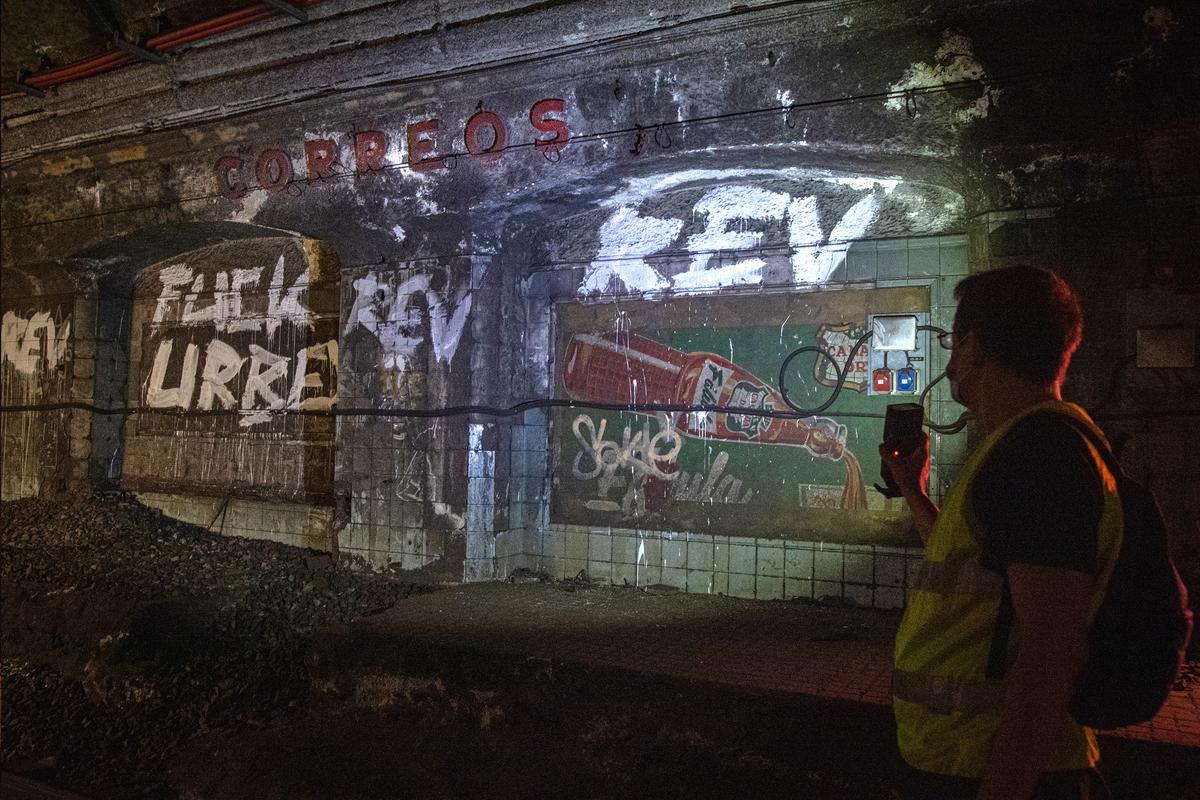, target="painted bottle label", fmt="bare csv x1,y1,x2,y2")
676,355,846,460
